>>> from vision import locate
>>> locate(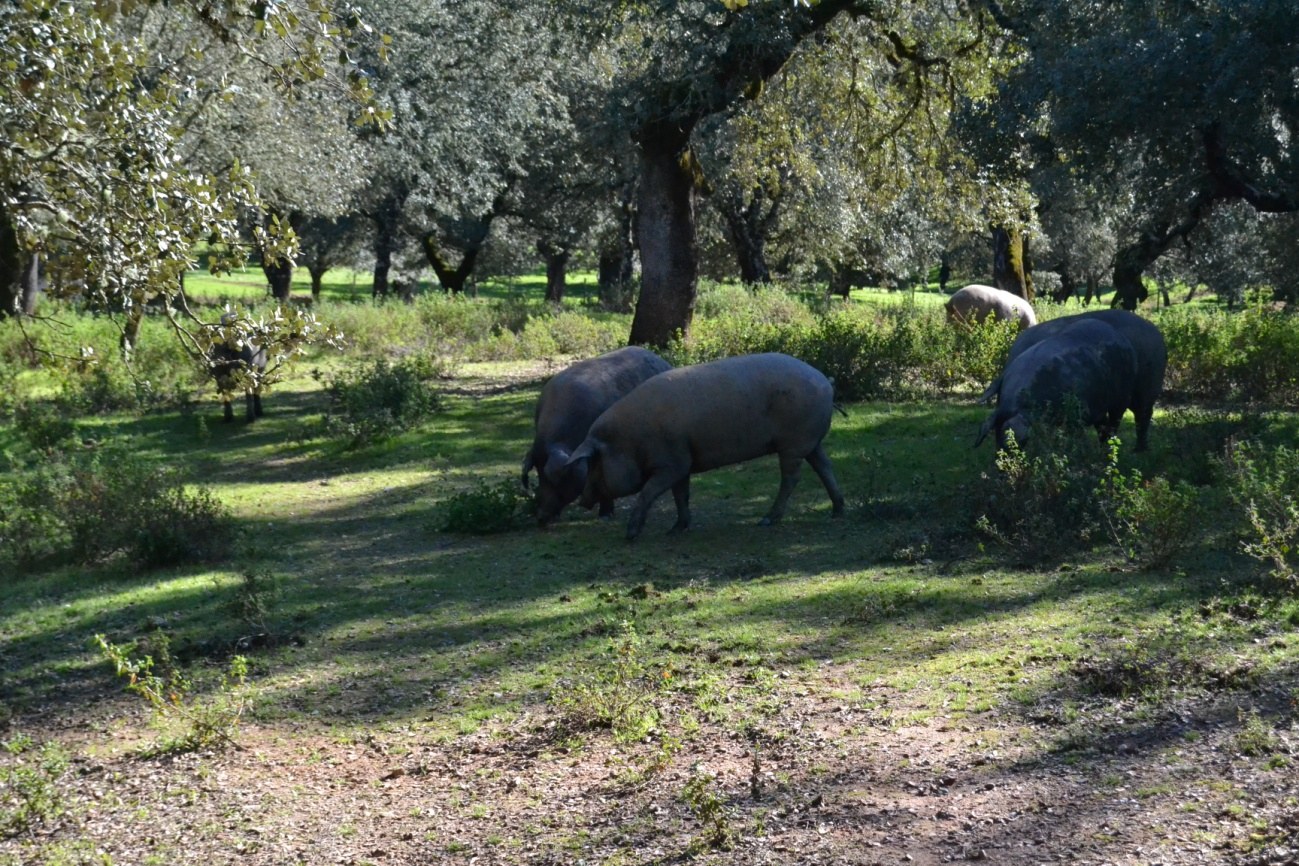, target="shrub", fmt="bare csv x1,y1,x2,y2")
438,479,531,534
95,633,250,753
1097,441,1203,570
60,452,233,568
974,423,1111,562
551,620,663,742
322,356,444,447
0,735,69,838
1221,440,1299,595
